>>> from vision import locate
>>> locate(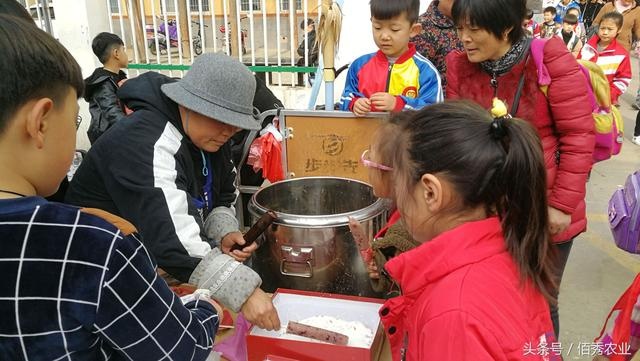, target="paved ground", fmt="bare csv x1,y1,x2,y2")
559,58,640,360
